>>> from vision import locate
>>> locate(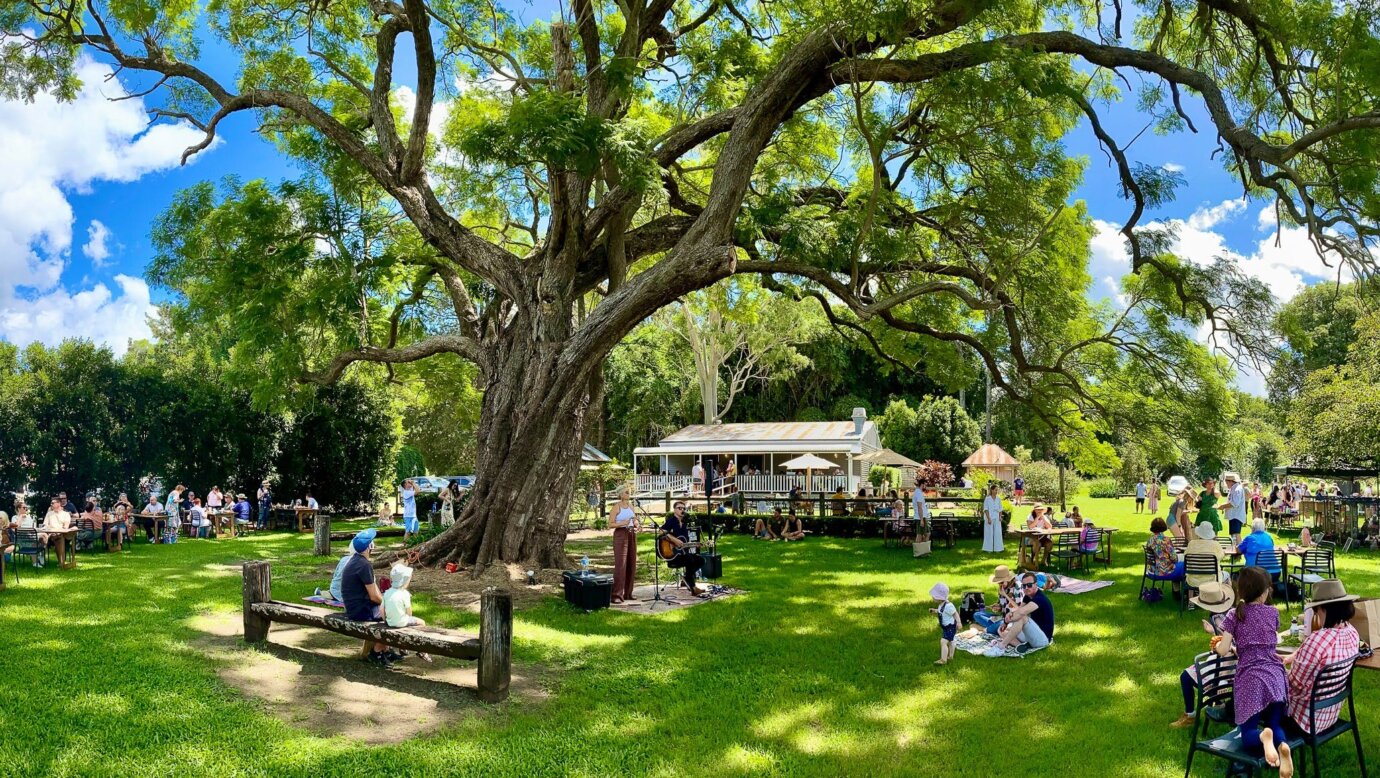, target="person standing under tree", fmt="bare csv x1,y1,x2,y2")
610,490,640,604
1222,472,1247,546
399,479,419,541
256,480,272,530
1148,479,1160,515
982,483,1005,553
1135,479,1147,514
